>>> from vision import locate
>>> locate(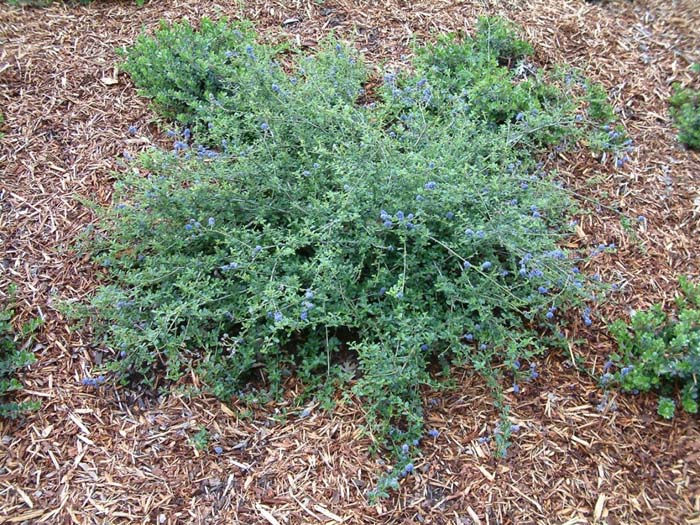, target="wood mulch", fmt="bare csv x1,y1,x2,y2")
1,0,699,523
